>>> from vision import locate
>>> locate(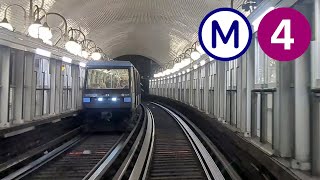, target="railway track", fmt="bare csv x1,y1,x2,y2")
3,104,241,179
115,102,241,180
23,134,122,180
3,107,145,180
